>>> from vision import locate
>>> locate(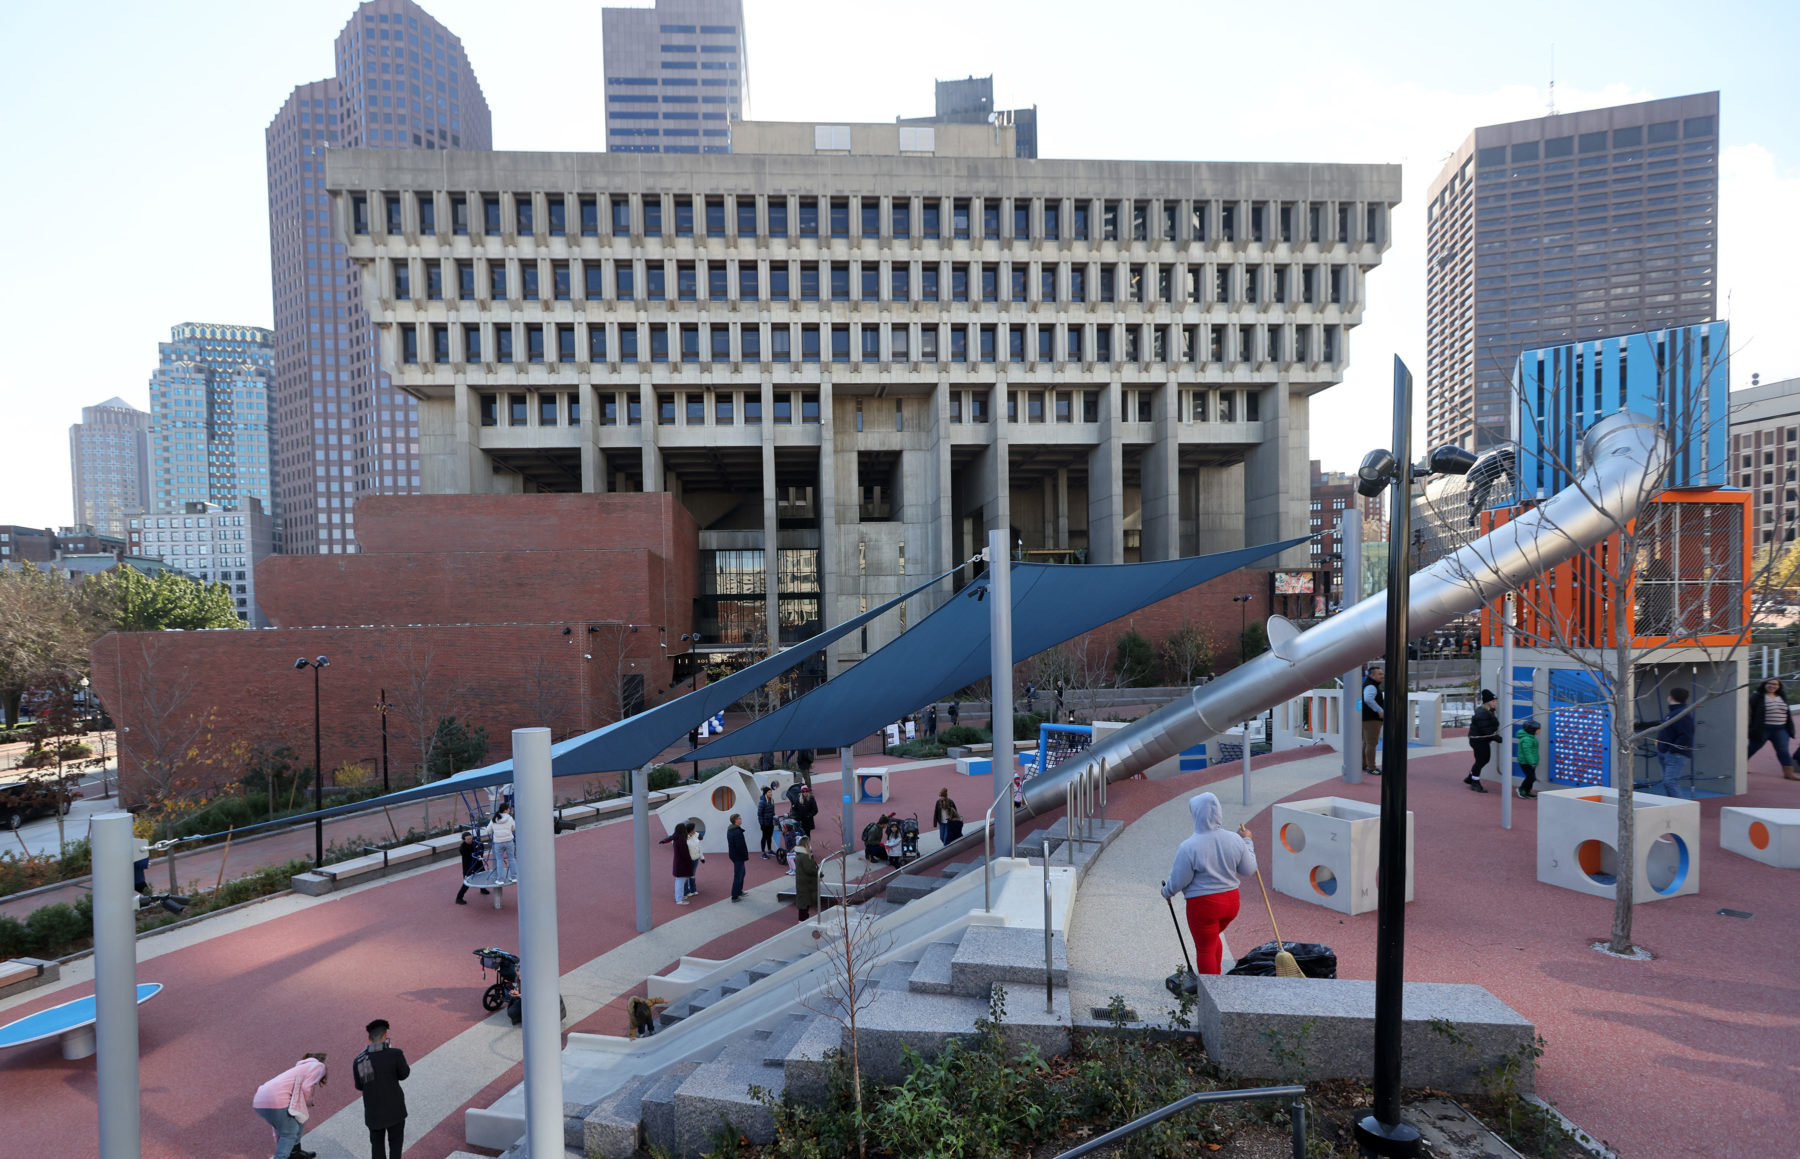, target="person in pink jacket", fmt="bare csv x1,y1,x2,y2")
252,1052,327,1159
